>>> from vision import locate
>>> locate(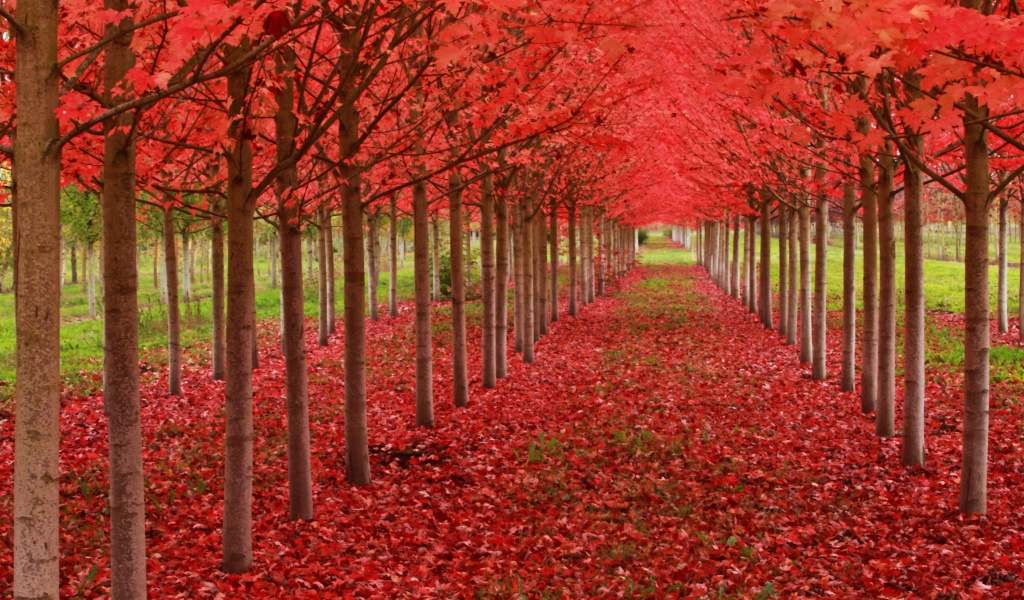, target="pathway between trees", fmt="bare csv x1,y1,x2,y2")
1,245,1021,597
